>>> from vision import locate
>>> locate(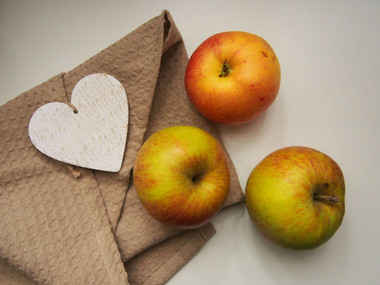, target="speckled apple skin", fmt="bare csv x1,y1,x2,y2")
133,126,230,229
245,146,345,250
185,31,281,125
